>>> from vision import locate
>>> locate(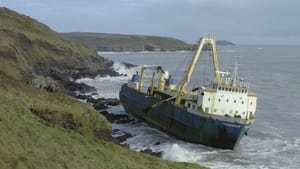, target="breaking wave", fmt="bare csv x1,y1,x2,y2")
76,61,139,98
111,61,139,77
